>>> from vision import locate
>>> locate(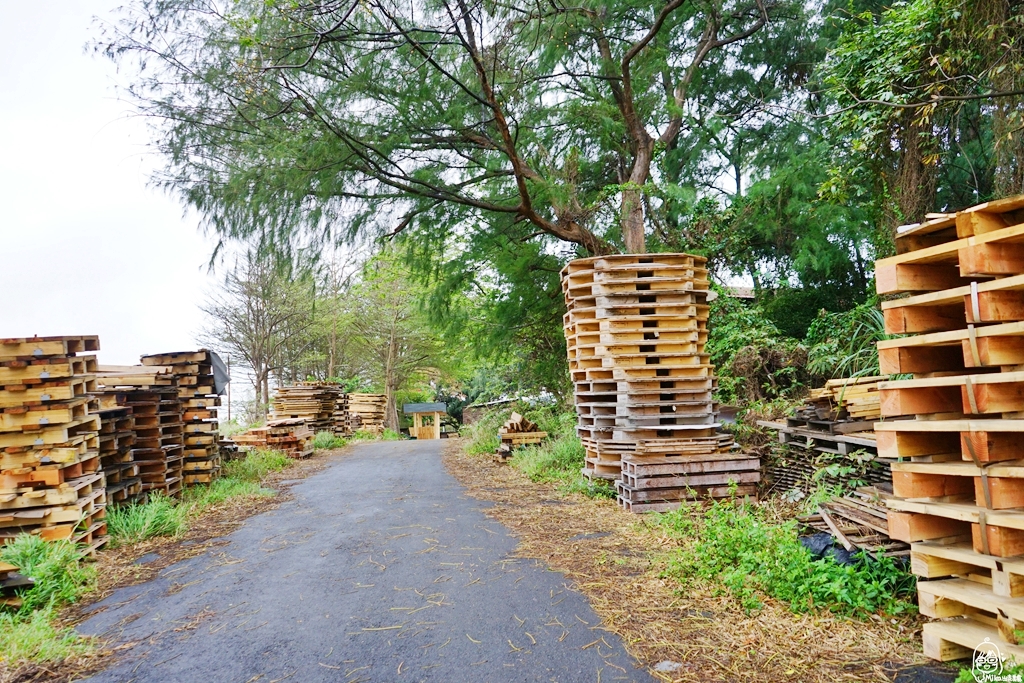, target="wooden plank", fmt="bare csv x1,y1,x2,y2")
0,336,100,358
